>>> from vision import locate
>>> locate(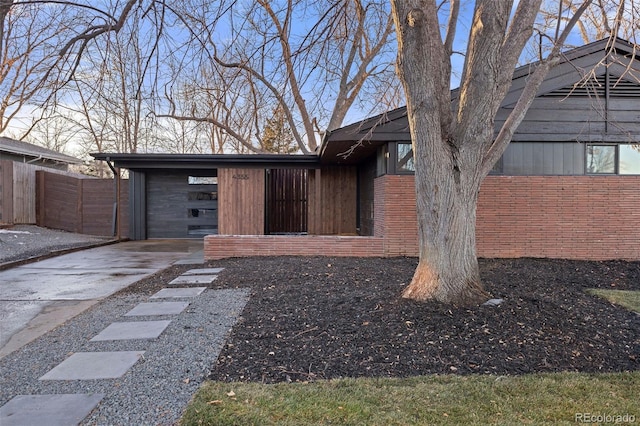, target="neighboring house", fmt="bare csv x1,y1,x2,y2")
93,38,640,261
0,137,82,171
1,137,83,225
